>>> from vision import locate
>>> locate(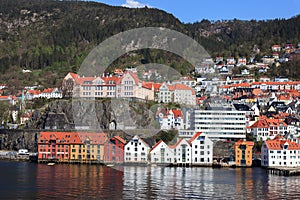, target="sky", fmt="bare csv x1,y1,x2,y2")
93,0,300,23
